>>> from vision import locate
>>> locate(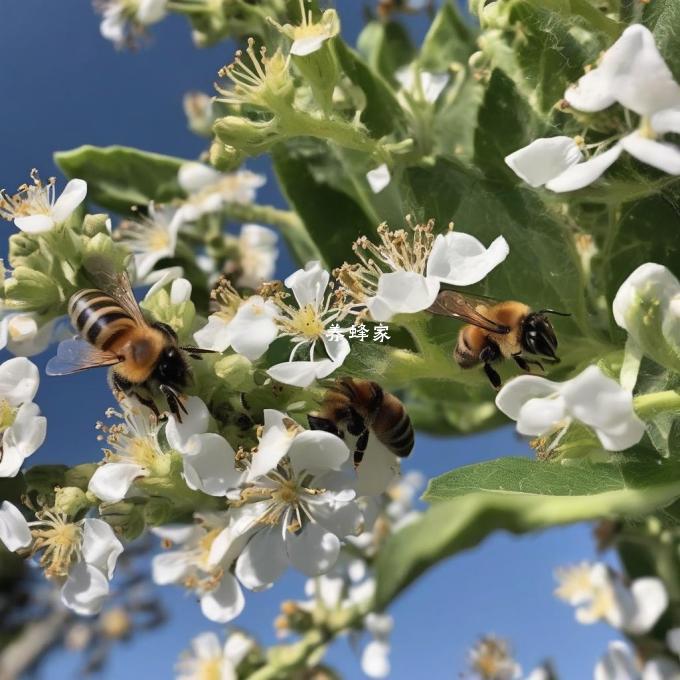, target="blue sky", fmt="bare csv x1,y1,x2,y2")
0,1,616,677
